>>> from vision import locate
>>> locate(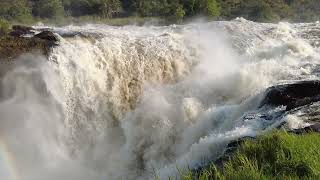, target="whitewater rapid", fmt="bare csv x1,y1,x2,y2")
0,18,320,180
